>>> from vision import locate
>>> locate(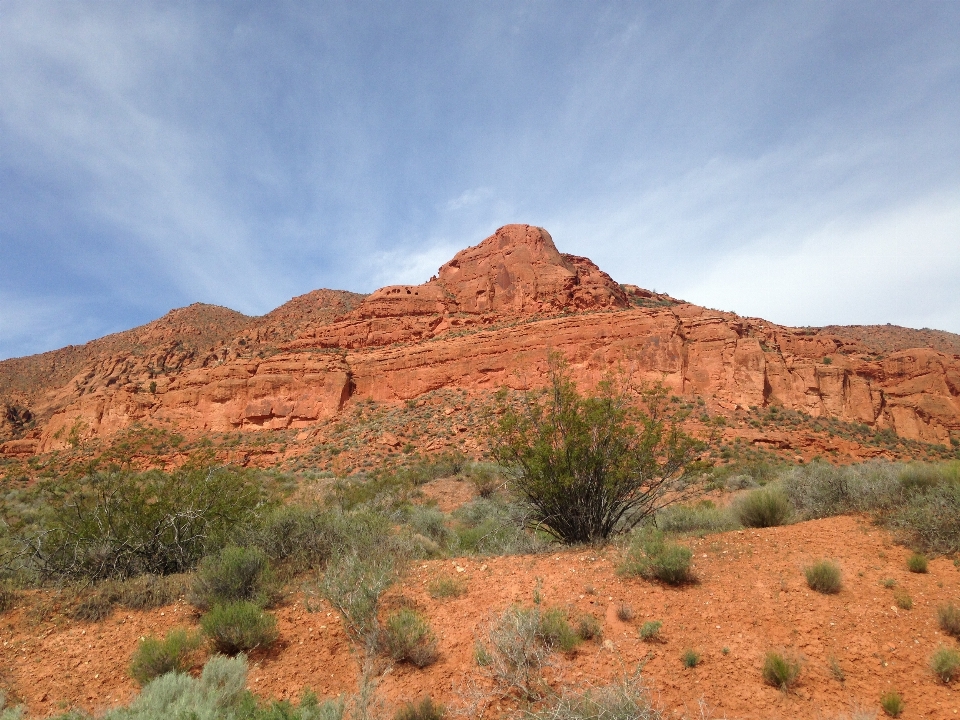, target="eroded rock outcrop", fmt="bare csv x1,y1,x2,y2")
2,224,958,456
